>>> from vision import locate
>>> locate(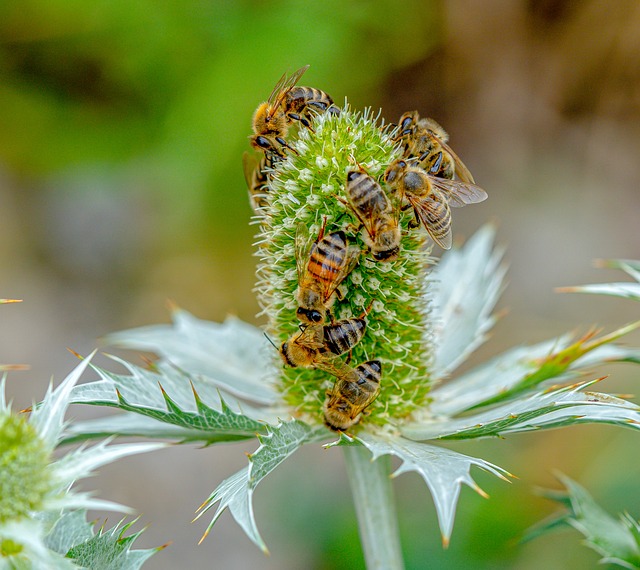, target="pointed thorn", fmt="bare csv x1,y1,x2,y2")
140,354,155,369
66,348,84,360
0,299,22,304
198,528,210,545
166,299,180,315
554,286,578,293
441,534,450,549
0,364,30,371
